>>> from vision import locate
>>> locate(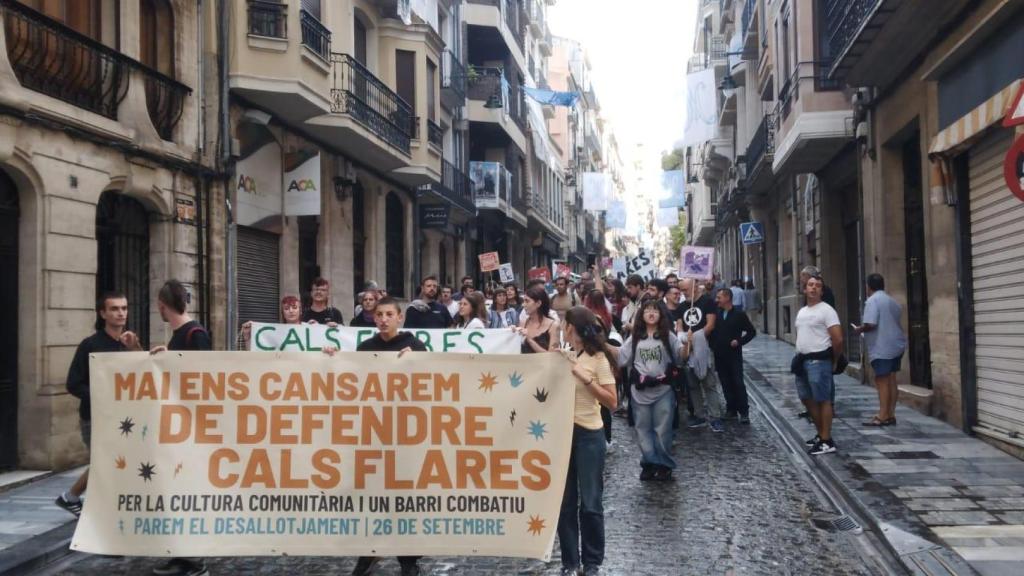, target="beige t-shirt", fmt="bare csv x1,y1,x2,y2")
572,351,616,430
